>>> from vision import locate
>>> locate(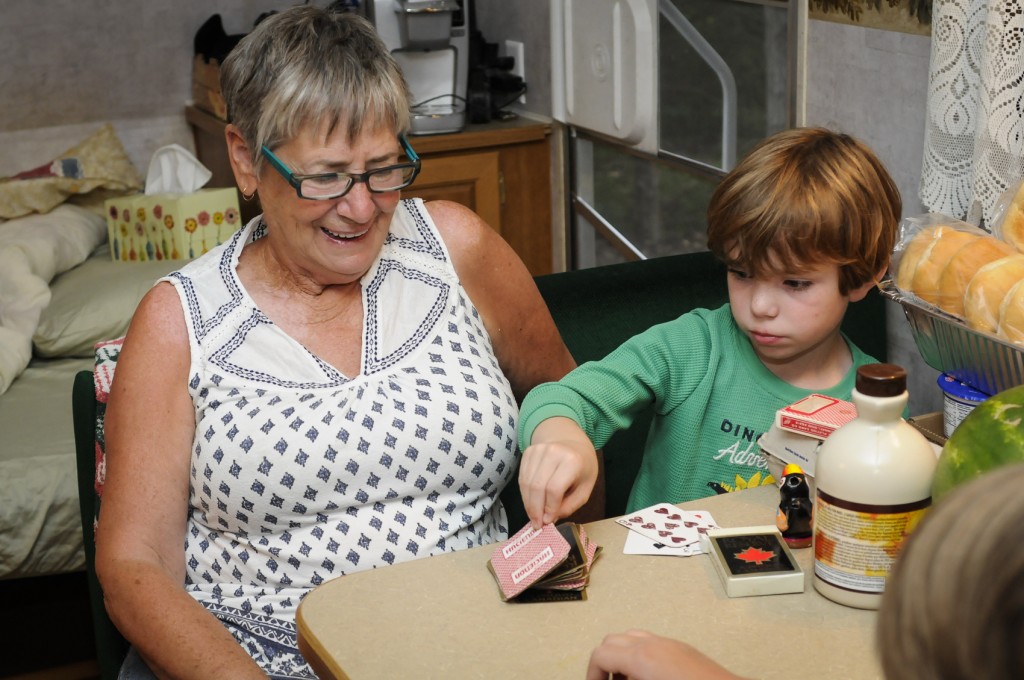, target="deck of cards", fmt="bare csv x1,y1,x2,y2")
701,526,804,597
488,523,602,602
617,503,719,556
